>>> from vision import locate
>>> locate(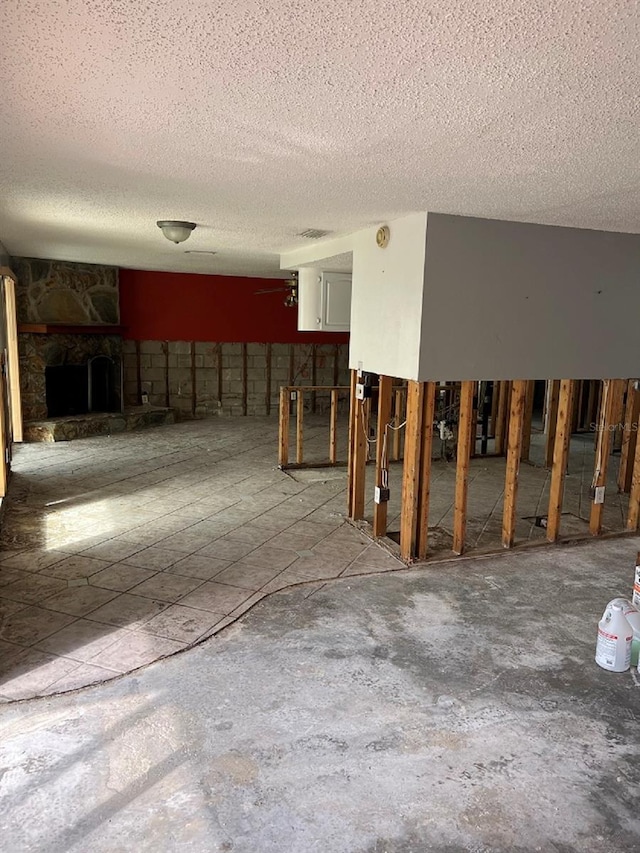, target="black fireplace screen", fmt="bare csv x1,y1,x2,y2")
45,356,120,418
